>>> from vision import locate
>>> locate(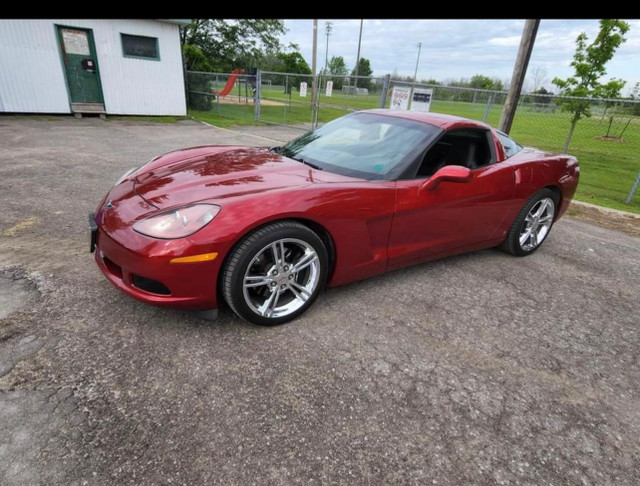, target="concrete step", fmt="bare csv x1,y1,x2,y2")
71,102,106,114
